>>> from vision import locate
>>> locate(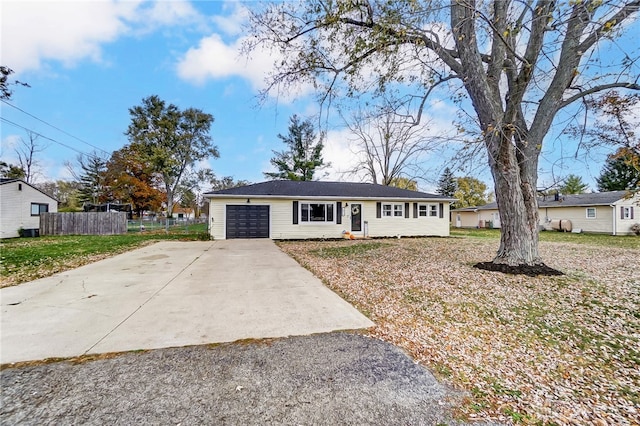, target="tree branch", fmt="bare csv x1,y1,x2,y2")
559,82,640,109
